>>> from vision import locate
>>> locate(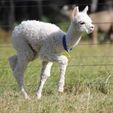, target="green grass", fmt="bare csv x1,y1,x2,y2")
0,42,113,113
